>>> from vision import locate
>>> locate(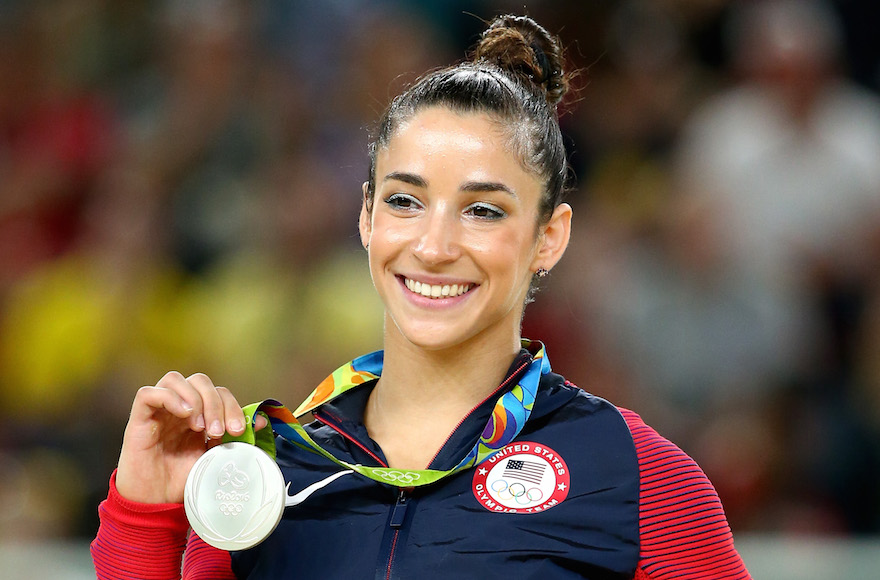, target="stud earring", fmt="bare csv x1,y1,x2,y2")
536,268,549,278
